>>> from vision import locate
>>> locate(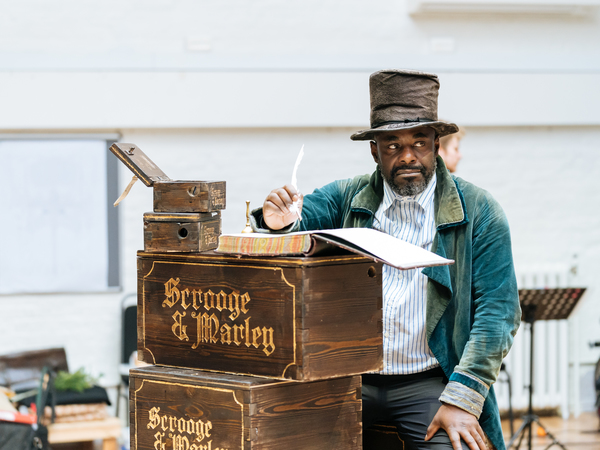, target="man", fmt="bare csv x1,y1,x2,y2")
251,69,520,450
438,127,464,173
